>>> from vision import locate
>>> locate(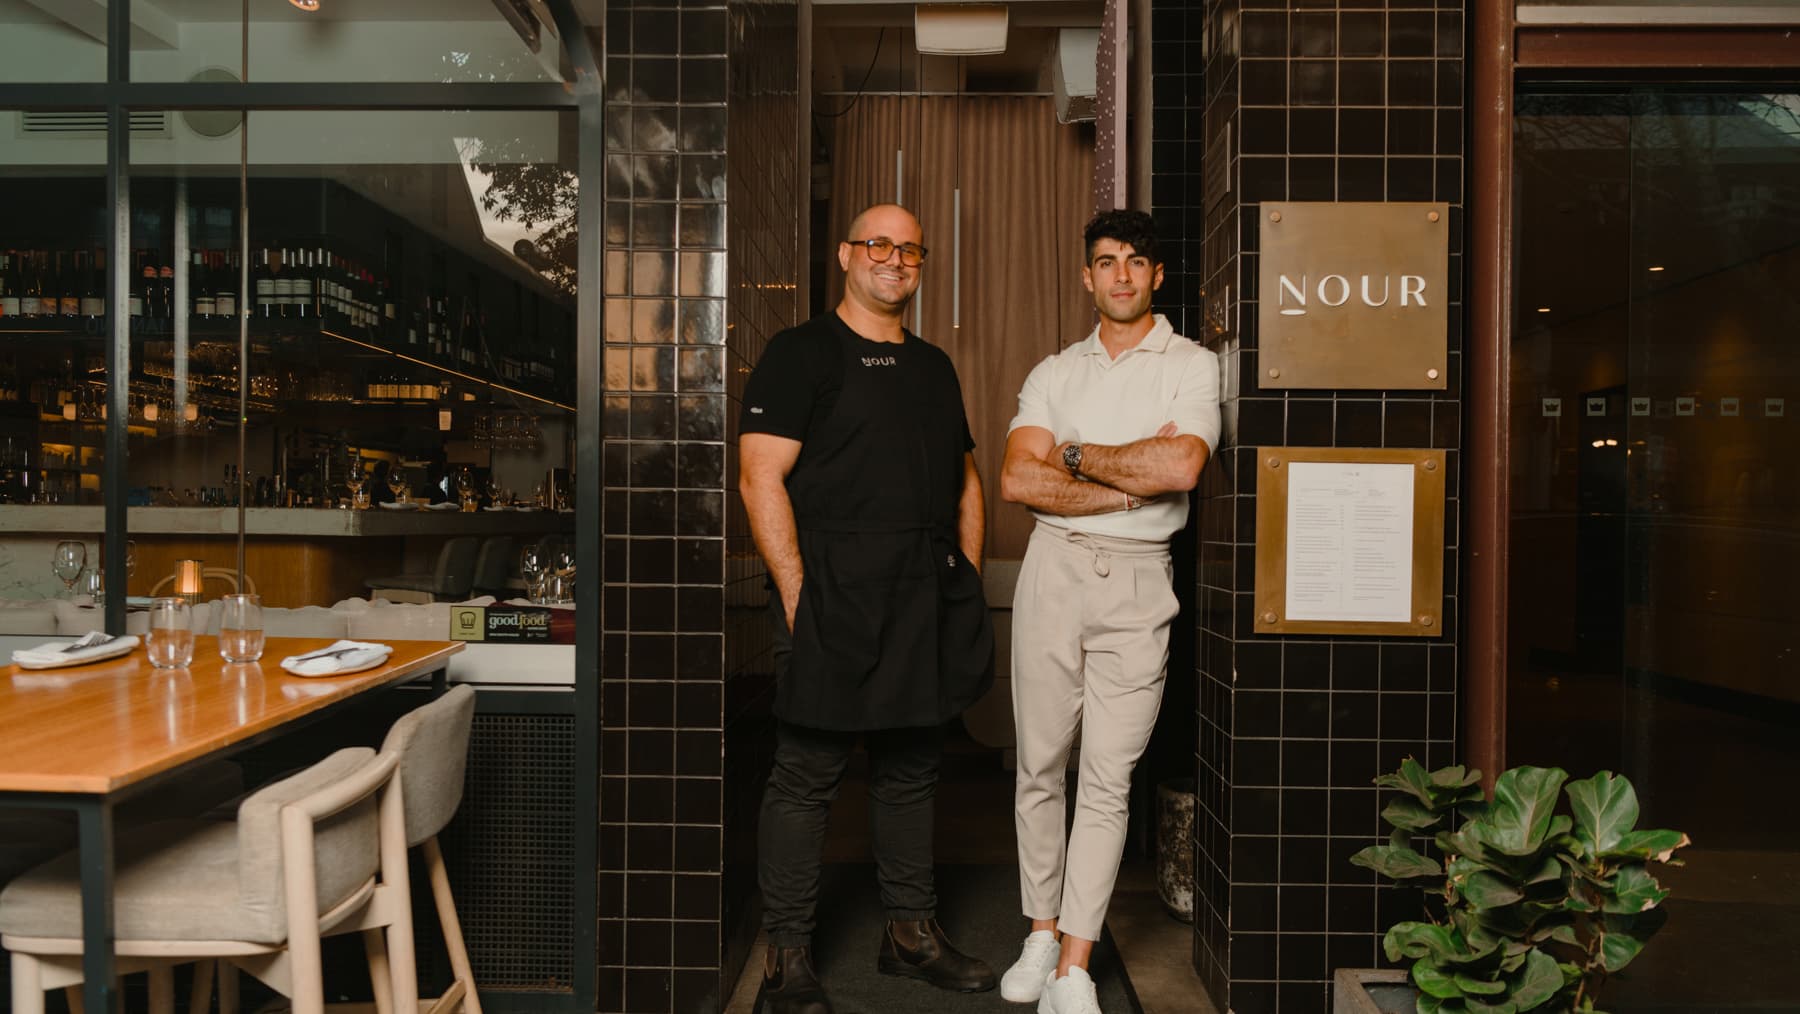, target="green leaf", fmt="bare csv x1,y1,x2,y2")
1460,871,1525,910
1432,765,1484,790
1387,922,1467,963
1386,797,1446,831
1546,925,1580,947
1417,996,1447,1014
1601,865,1669,914
1453,973,1508,996
1507,949,1564,1011
1602,829,1690,863
1462,997,1518,1014
1354,844,1444,881
1597,921,1647,972
1566,771,1638,855
1414,959,1467,999
1375,757,1437,805
1486,768,1568,856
